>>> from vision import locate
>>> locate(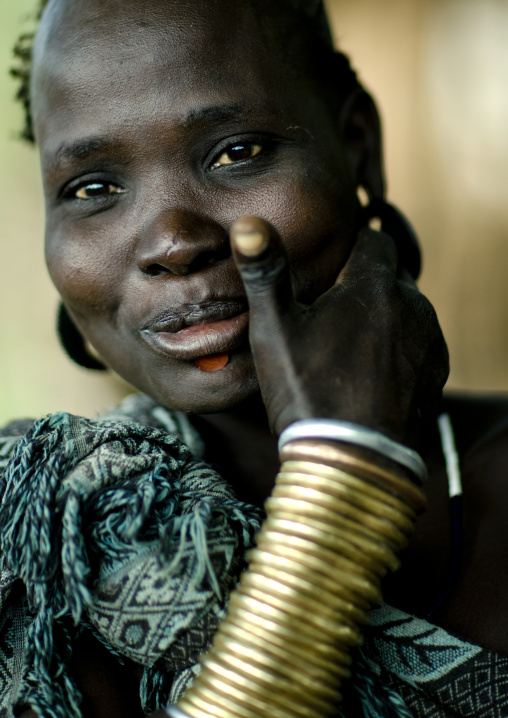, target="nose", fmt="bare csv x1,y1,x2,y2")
137,209,230,277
